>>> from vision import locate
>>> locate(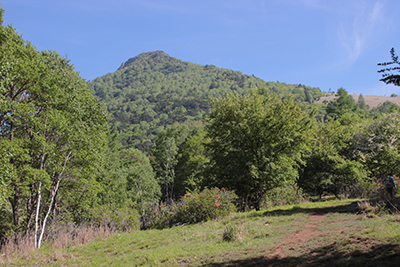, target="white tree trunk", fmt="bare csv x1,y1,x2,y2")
37,151,72,248
34,181,41,248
